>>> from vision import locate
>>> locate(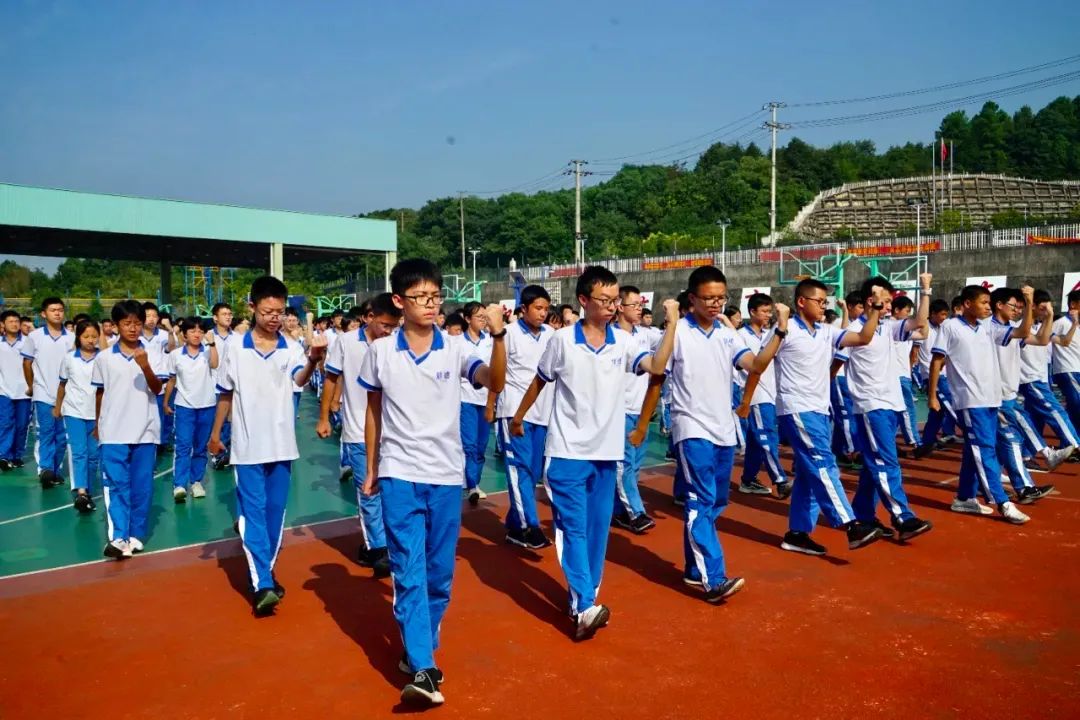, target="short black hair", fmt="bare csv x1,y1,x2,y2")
141,301,159,314
178,316,204,334
111,299,145,324
520,285,551,309
641,307,653,317
891,295,914,312
990,287,1021,308
330,309,345,319
390,258,442,296
951,295,964,310
723,306,741,319
74,318,100,341
462,301,484,319
73,313,91,324
1033,289,1051,306
747,293,773,312
370,292,402,320
860,276,894,304
40,297,64,311
845,291,864,308
284,306,300,318
575,266,618,300
353,300,372,318
795,278,829,299
555,304,573,317
211,303,232,316
676,290,691,313
620,285,641,298
687,266,726,295
824,309,839,323
929,298,950,315
443,311,467,331
249,275,288,306
20,315,32,323
1,310,20,323
1069,289,1080,306
960,285,990,304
